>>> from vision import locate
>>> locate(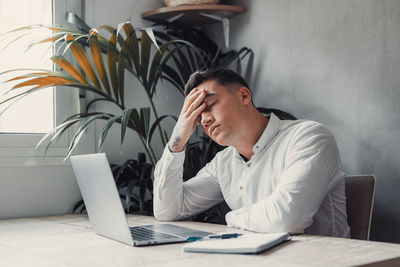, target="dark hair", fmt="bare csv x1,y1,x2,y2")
184,68,249,96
